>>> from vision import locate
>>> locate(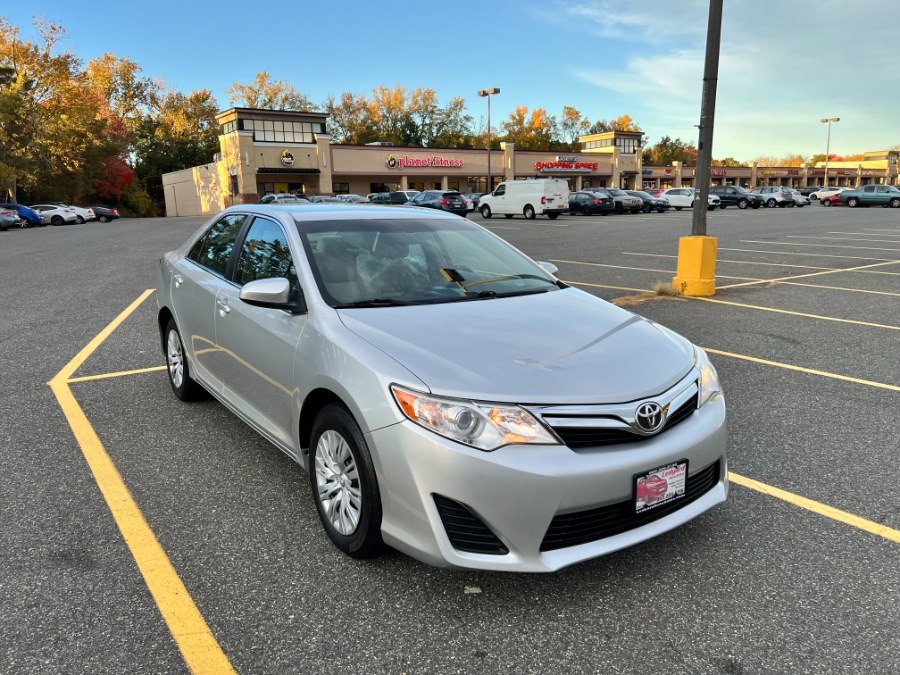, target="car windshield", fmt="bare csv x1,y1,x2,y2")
295,217,561,308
